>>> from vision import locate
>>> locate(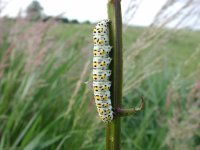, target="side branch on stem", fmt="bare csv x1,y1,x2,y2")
117,96,144,117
